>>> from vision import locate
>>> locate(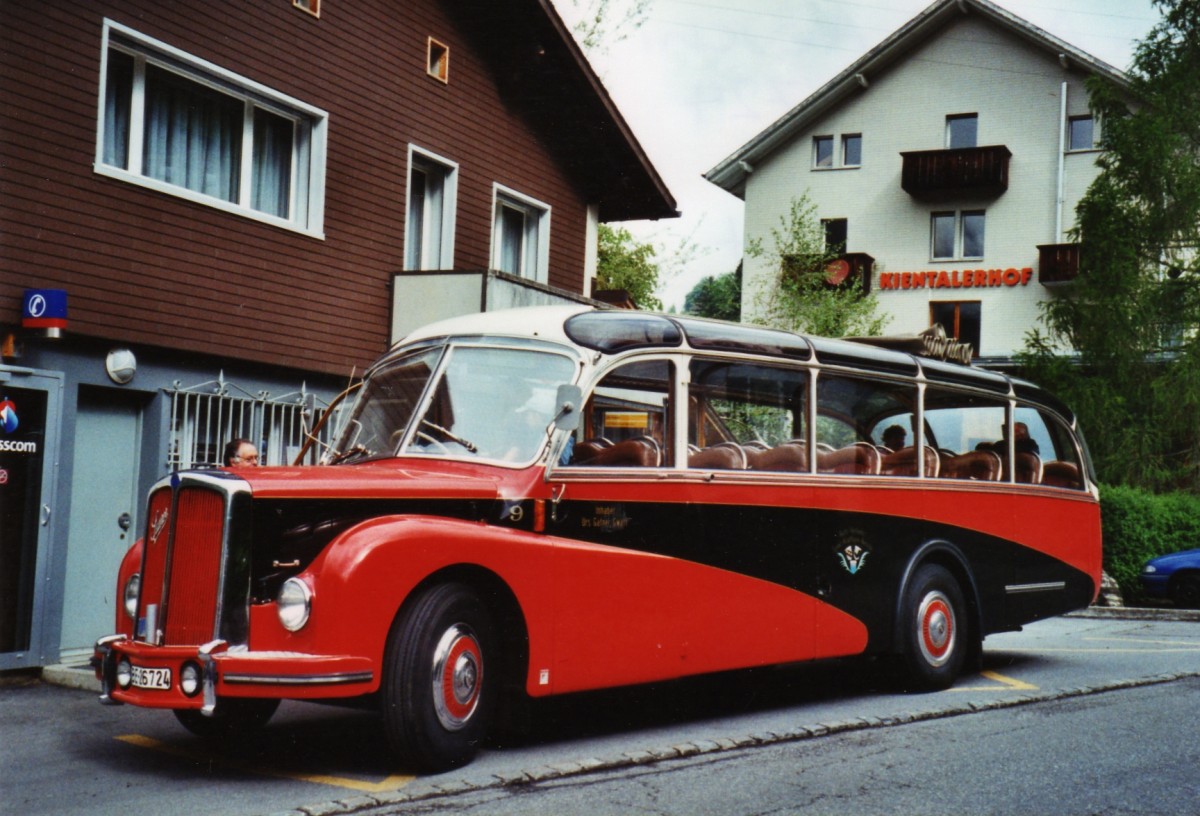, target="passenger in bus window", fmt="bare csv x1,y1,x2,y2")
882,424,907,451
976,422,1040,456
